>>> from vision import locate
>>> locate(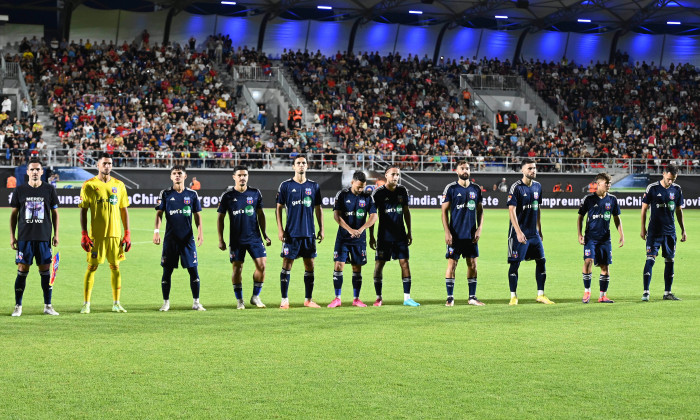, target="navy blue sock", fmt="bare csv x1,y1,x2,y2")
402,277,411,294
303,271,314,300
468,277,477,297
582,273,592,289
187,267,200,299
39,270,52,305
234,284,243,300
445,278,455,297
352,273,362,299
599,274,610,293
508,262,520,293
280,269,291,299
535,259,547,291
161,266,174,300
253,281,263,296
643,258,655,290
15,270,28,305
333,271,343,297
374,276,383,298
664,260,674,292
